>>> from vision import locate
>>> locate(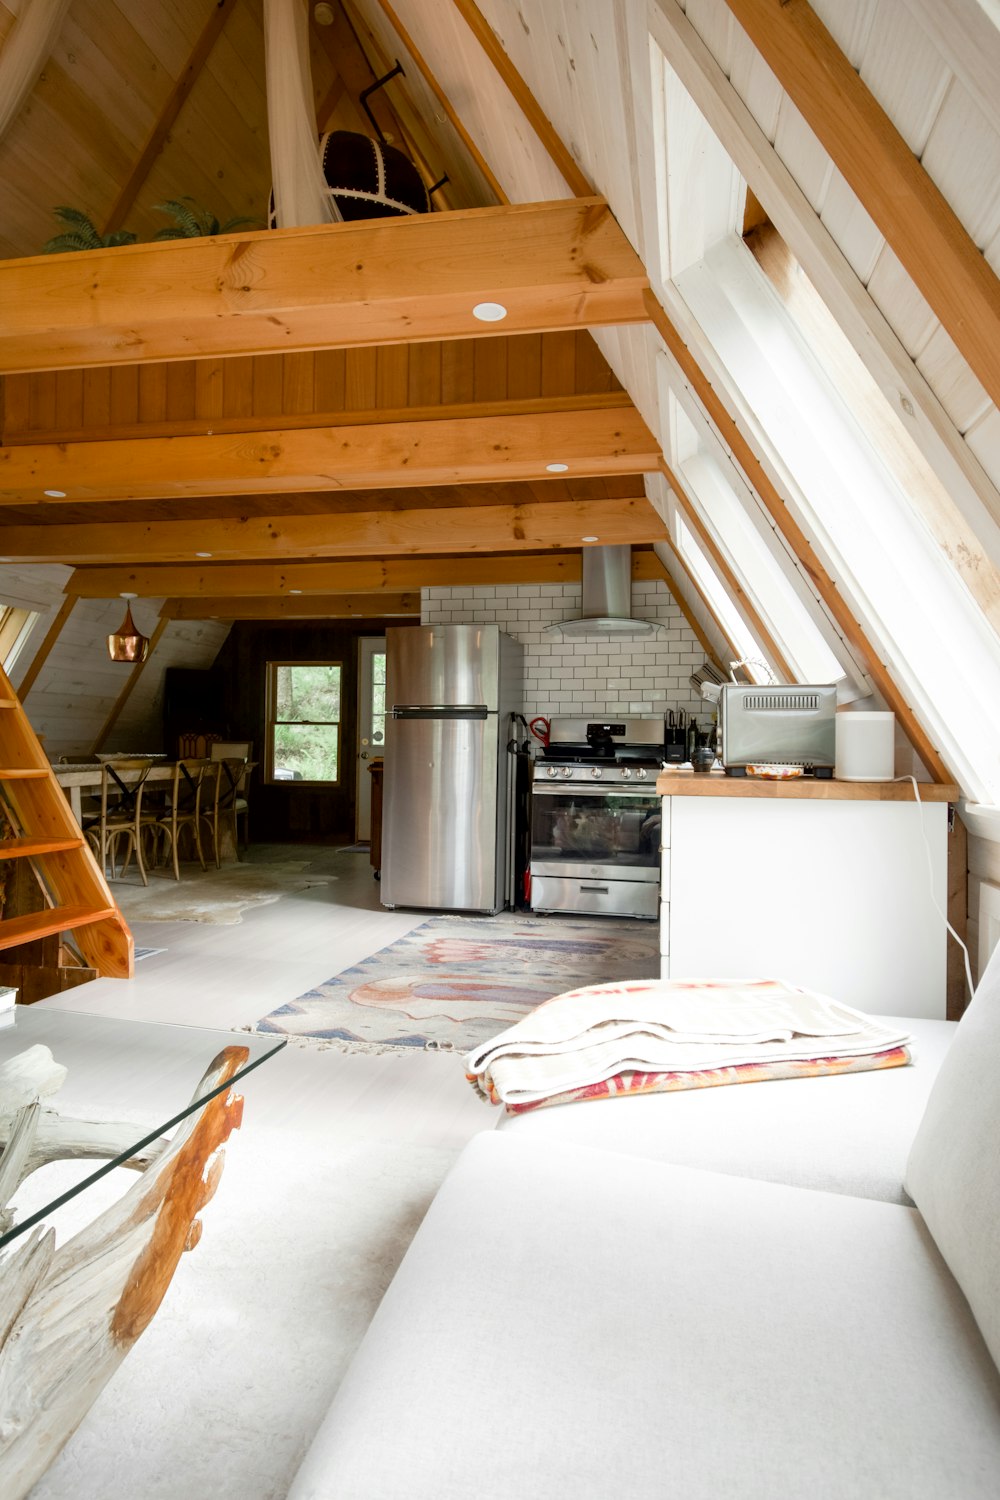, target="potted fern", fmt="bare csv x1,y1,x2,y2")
42,207,137,254
151,198,260,239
